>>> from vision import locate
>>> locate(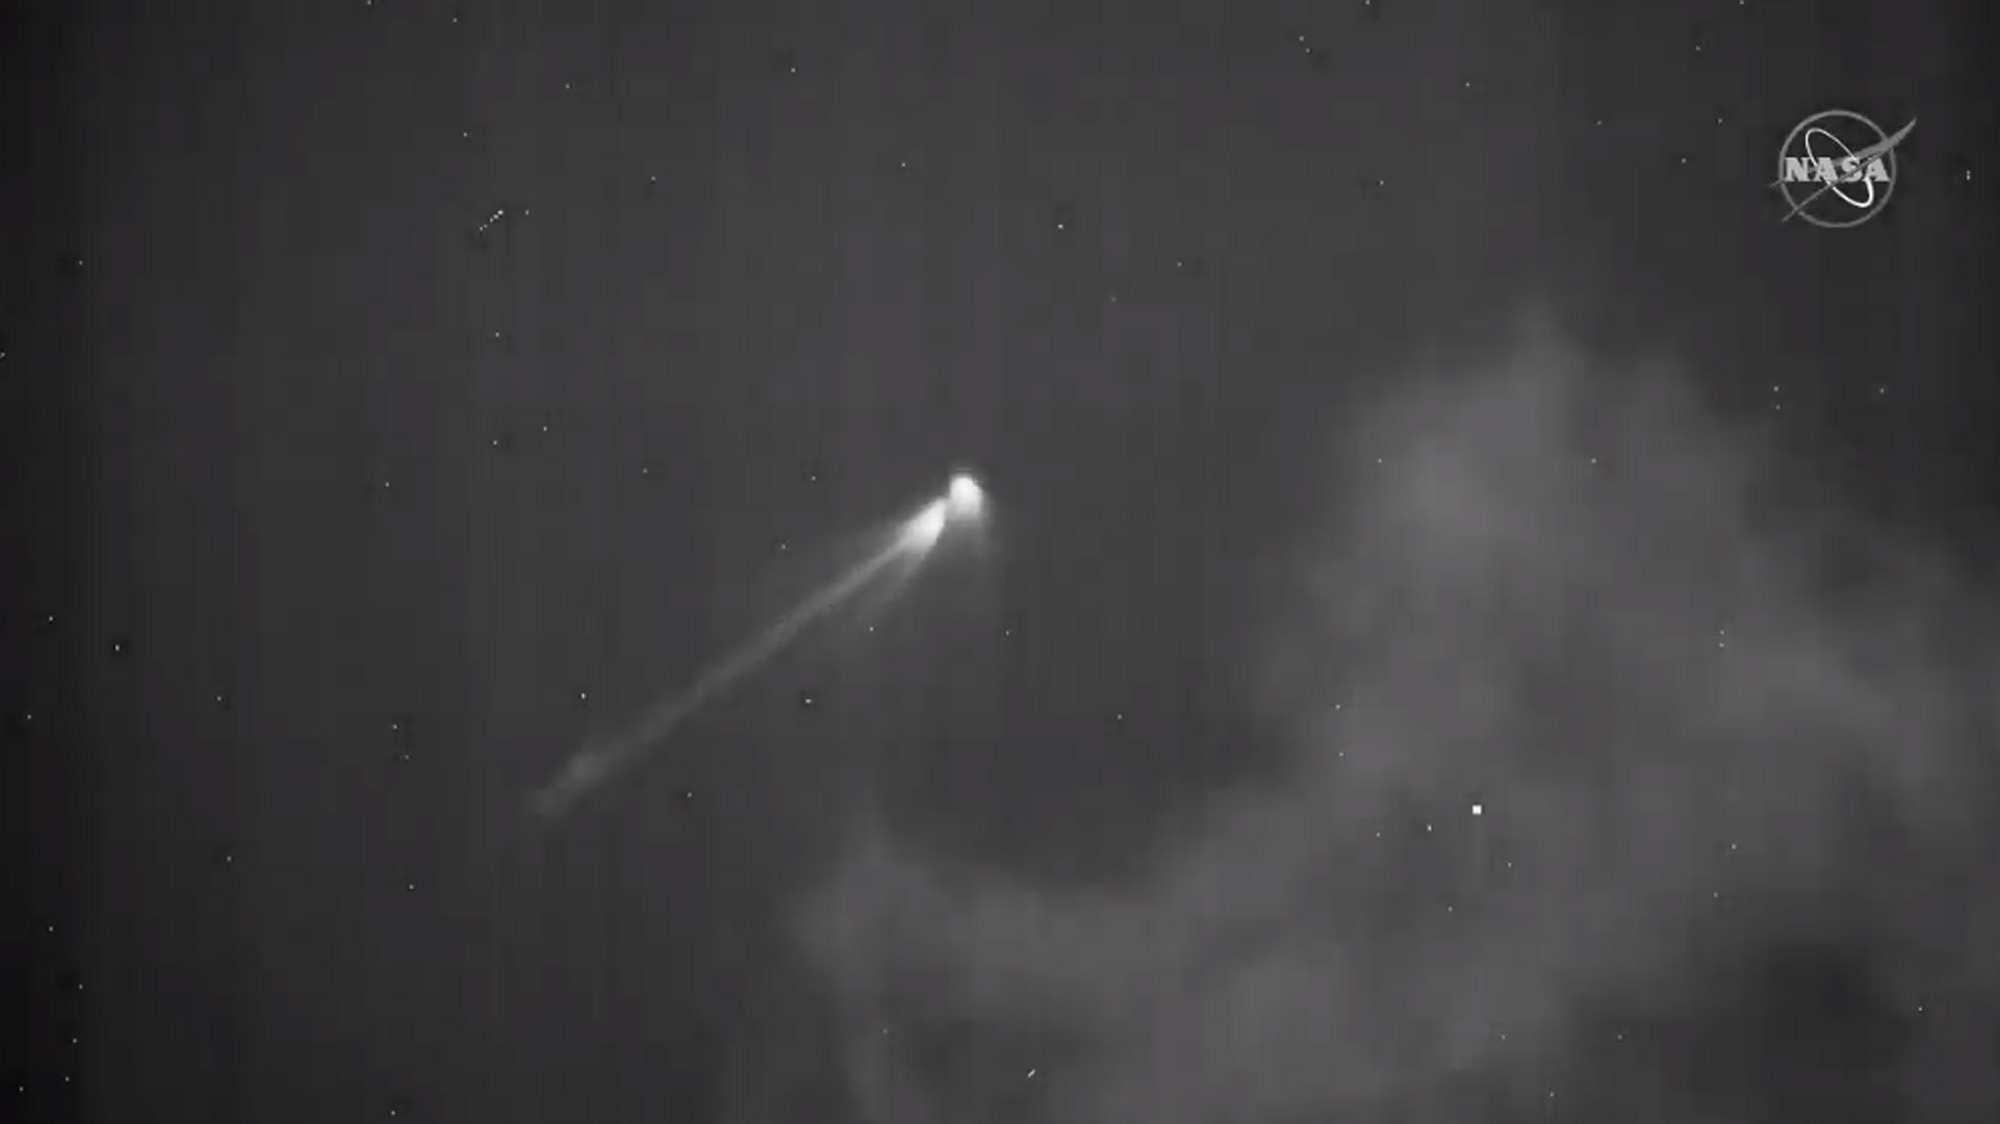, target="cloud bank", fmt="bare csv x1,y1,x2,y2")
788,317,2000,1124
